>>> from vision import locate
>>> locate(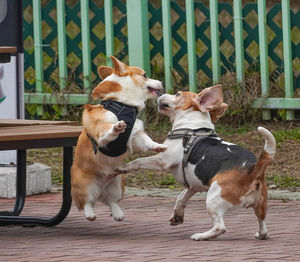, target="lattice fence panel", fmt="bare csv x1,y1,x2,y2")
23,1,299,94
